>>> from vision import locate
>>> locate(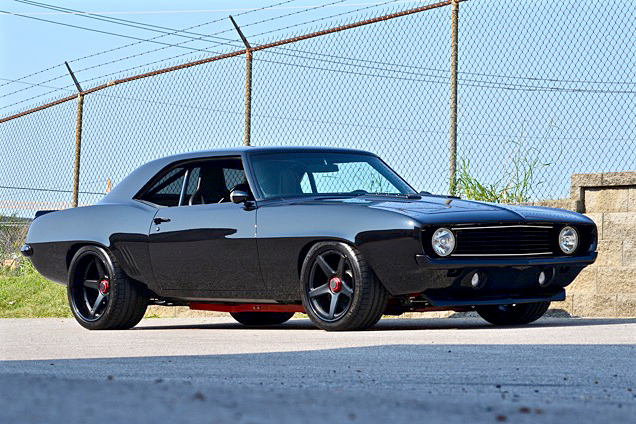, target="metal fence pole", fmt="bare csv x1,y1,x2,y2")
72,94,84,208
449,0,459,196
244,52,253,147
230,16,254,147
65,62,84,207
